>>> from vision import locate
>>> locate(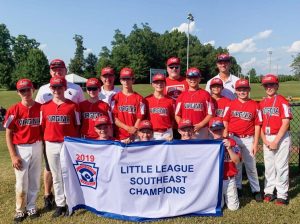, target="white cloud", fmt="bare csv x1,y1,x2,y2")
38,43,47,50
241,57,257,73
203,40,215,46
171,21,196,34
287,40,300,52
227,29,273,53
84,48,93,56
